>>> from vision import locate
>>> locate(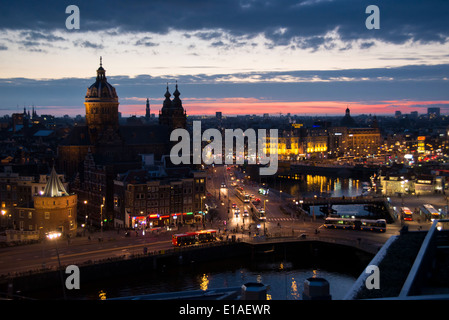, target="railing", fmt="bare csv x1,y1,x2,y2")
399,219,449,298
1,229,384,280
300,195,387,205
